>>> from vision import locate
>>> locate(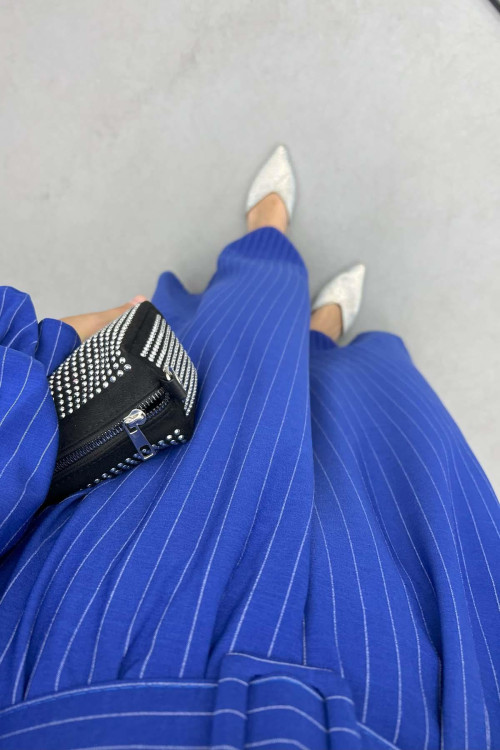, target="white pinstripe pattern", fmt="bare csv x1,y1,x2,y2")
21,450,186,701
0,710,248,740
316,368,440,654
0,286,7,320
311,394,403,742
267,487,312,658
219,673,356,705
227,335,309,654
343,345,499,742
316,370,452,742
53,496,168,690
0,681,218,717
13,251,266,694
178,278,306,675
310,382,430,747
0,234,497,750
1,293,28,345
0,357,33,431
313,449,371,722
446,448,493,749
0,702,370,742
0,699,360,745
0,386,51,539
350,349,500,620
15,234,292,696
312,504,345,678
247,704,357,735
359,723,403,749
0,615,21,666
322,374,436,742
312,364,440,747
357,344,500,540
0,420,58,550
139,269,301,675
4,319,35,349
321,362,474,747
123,261,285,672
354,351,499,589
229,651,341,673
1,246,263,696
355,344,500,552
0,346,7,389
